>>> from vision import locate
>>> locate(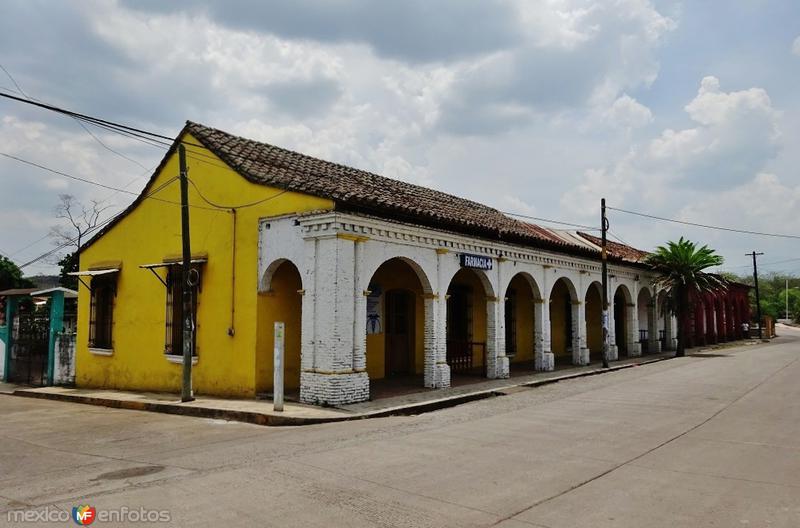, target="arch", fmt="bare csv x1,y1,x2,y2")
256,259,303,395
446,268,493,377
613,284,632,356
584,281,603,362
364,257,429,384
503,271,542,301
637,287,653,353
549,277,579,365
715,295,726,342
261,257,304,292
695,298,707,346
504,272,542,371
363,255,434,296
657,290,673,351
